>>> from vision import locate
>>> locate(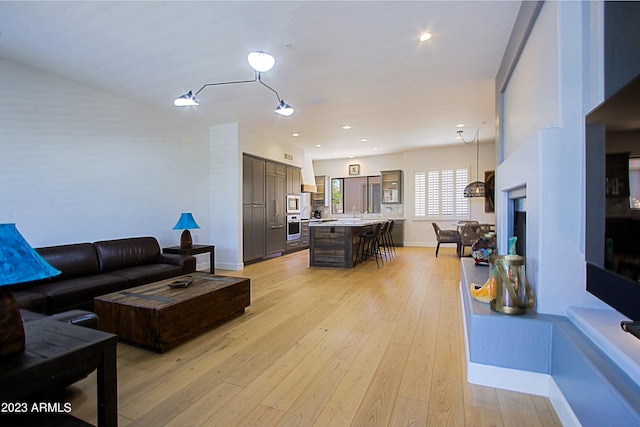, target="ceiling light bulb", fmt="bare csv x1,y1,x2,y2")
456,123,465,128
342,125,352,130
248,51,276,72
419,32,432,42
173,91,198,107
275,100,294,116
360,138,368,142
316,144,322,148
292,133,300,137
